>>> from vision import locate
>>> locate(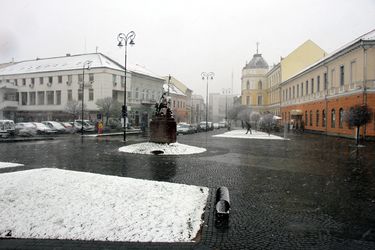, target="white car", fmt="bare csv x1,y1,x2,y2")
42,121,67,133
32,122,56,134
0,120,16,137
15,122,38,137
74,120,95,132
